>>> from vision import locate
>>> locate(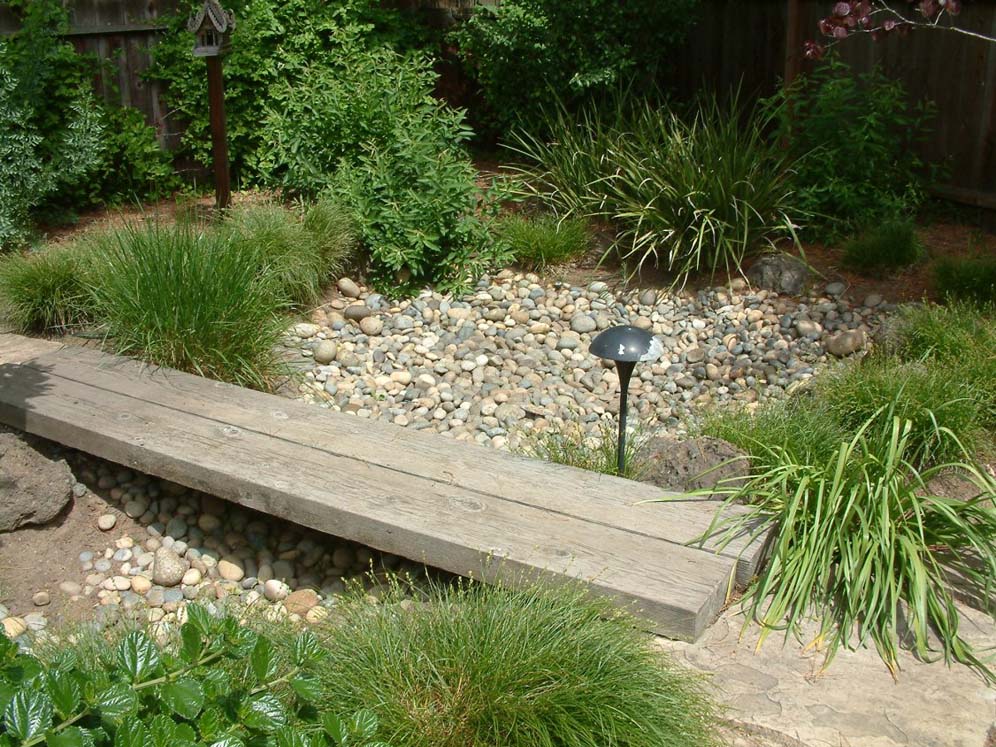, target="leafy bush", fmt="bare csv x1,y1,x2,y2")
701,410,996,680
842,219,923,273
495,213,589,270
452,0,698,134
933,255,996,306
222,199,357,307
0,246,93,333
154,1,502,296
86,222,288,390
315,580,719,747
509,93,799,284
0,604,384,747
515,418,651,478
768,57,934,240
